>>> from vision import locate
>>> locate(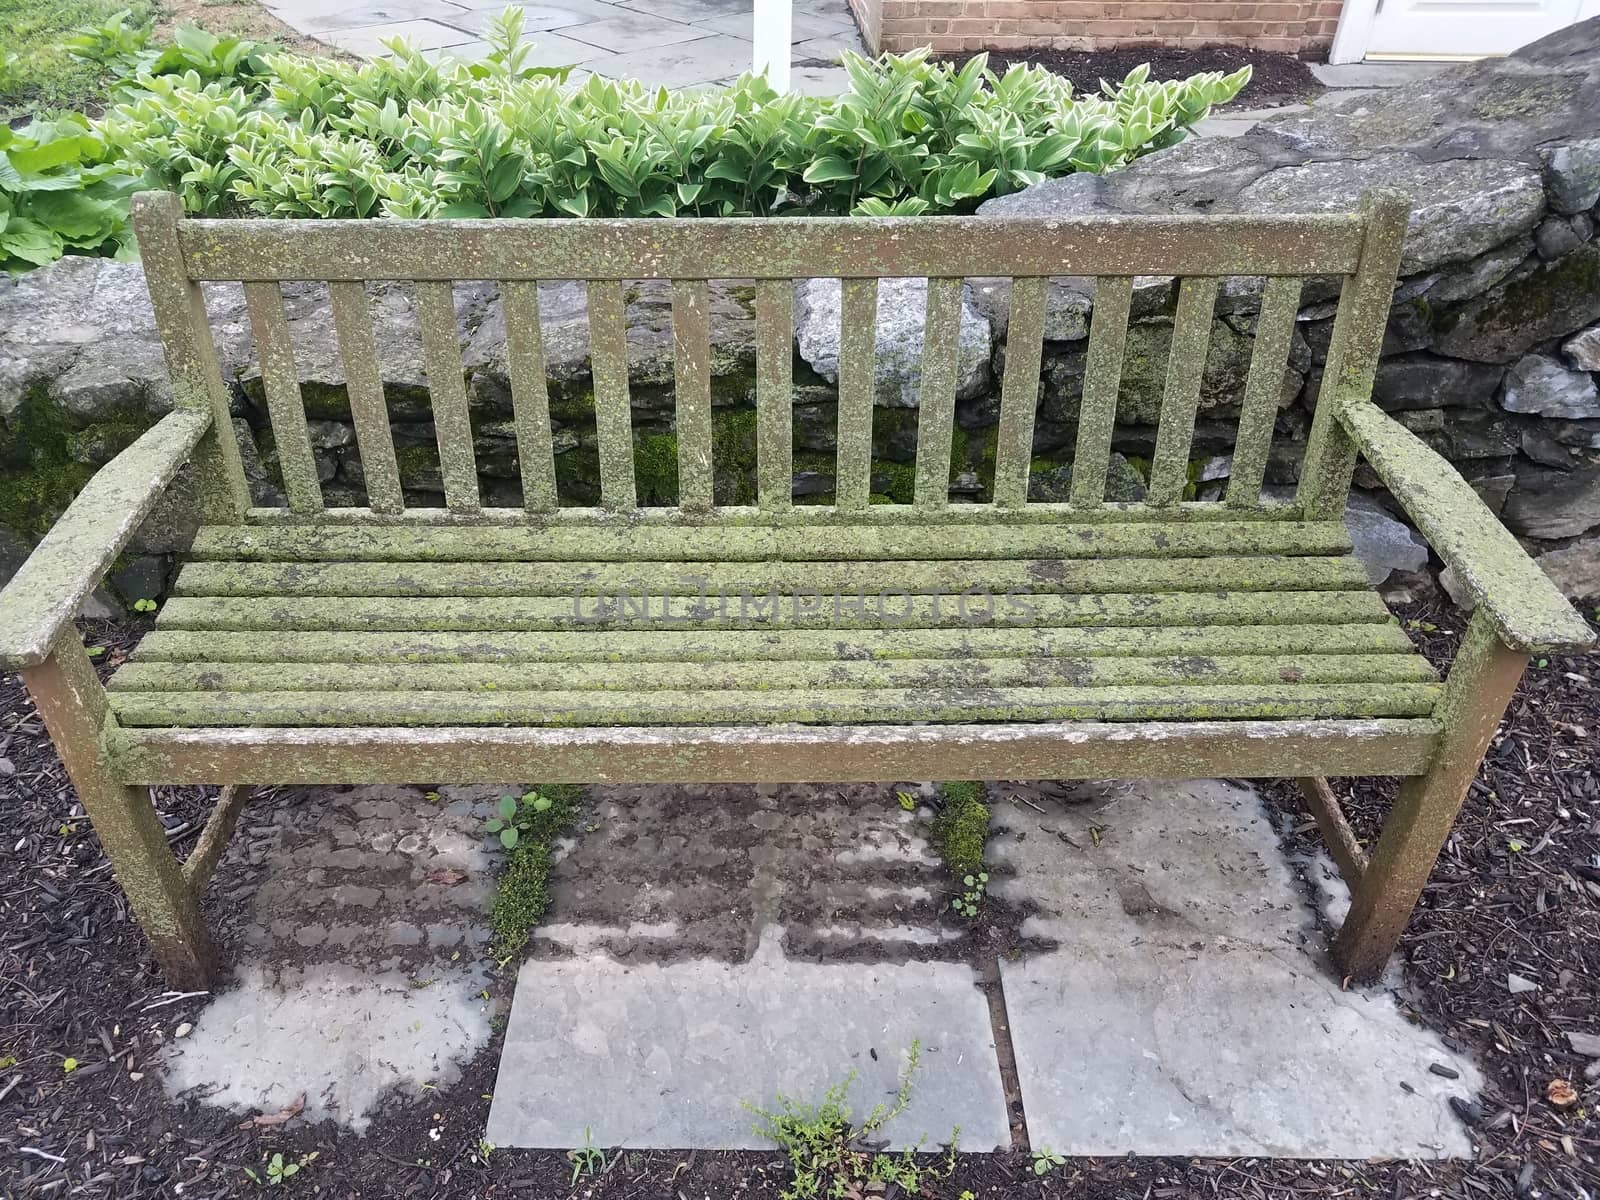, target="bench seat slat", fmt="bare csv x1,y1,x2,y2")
107,654,1440,695
152,590,1391,632
171,555,1373,598
190,521,1352,562
107,719,1444,785
109,682,1442,728
127,622,1421,665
